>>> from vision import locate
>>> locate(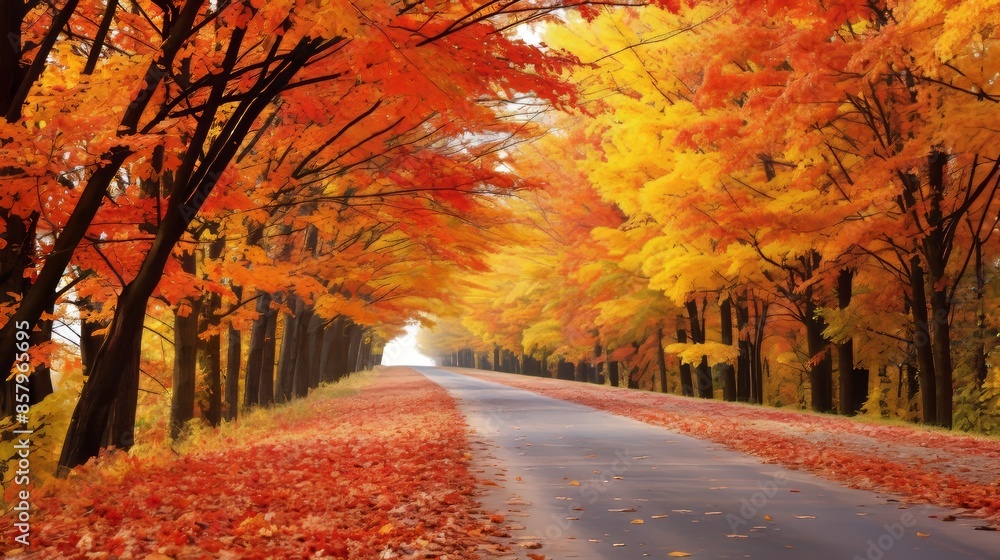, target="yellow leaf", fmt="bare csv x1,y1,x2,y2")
917,532,930,538
378,523,393,534
668,553,692,557
630,519,644,524
569,480,580,486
